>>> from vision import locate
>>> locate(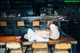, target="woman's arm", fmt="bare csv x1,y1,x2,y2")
16,36,21,40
